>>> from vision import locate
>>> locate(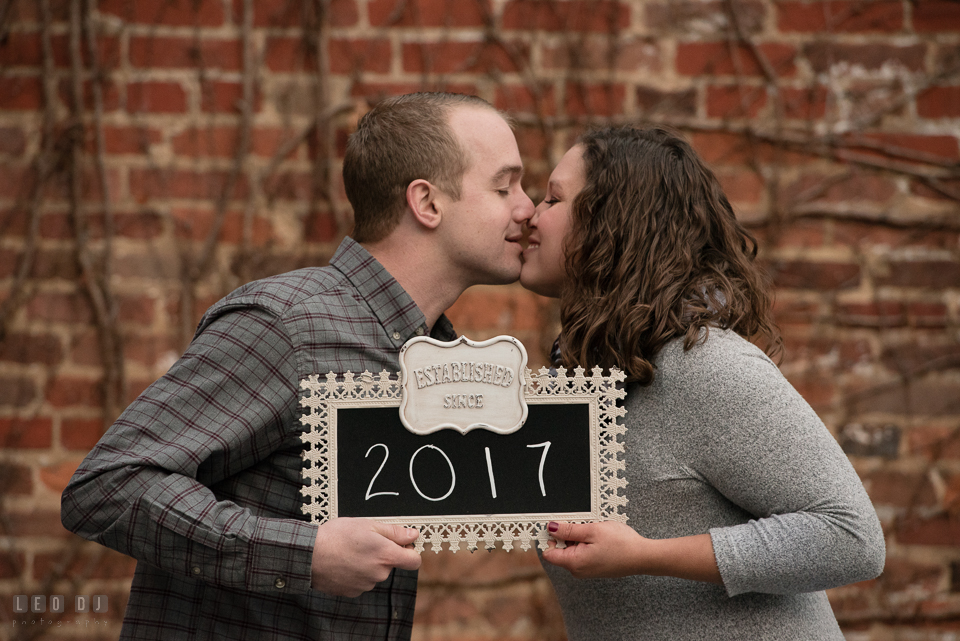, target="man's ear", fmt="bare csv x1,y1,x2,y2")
405,179,443,230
